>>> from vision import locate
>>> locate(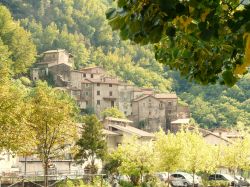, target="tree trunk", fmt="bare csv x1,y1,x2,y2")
193,172,195,187
167,172,170,187
44,161,49,187
233,170,236,187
